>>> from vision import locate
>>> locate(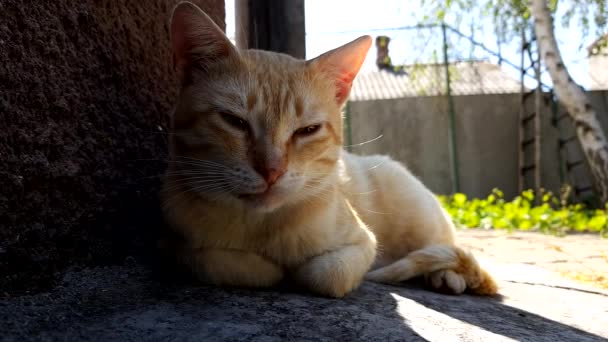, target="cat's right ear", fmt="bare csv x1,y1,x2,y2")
170,2,237,76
